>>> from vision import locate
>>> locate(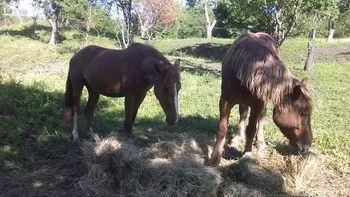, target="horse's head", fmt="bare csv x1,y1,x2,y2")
273,77,313,154
143,58,181,125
